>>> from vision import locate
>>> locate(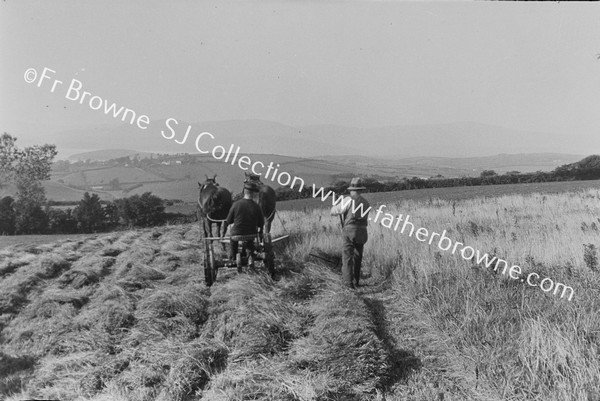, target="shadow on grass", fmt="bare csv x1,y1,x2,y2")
362,297,421,391
0,353,36,396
